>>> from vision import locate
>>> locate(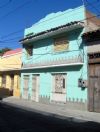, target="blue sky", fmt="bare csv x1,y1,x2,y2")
0,0,99,49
